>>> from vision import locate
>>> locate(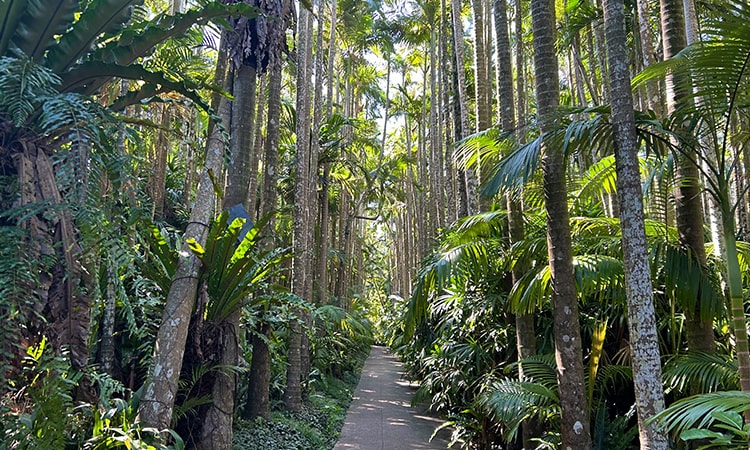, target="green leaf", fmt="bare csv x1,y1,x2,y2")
680,429,728,442
46,0,143,72
58,61,210,111
0,0,26,56
186,238,204,257
13,0,78,61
